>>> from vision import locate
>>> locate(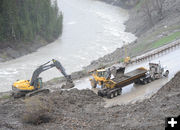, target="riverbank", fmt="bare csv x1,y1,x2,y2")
0,39,49,62
99,0,139,9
